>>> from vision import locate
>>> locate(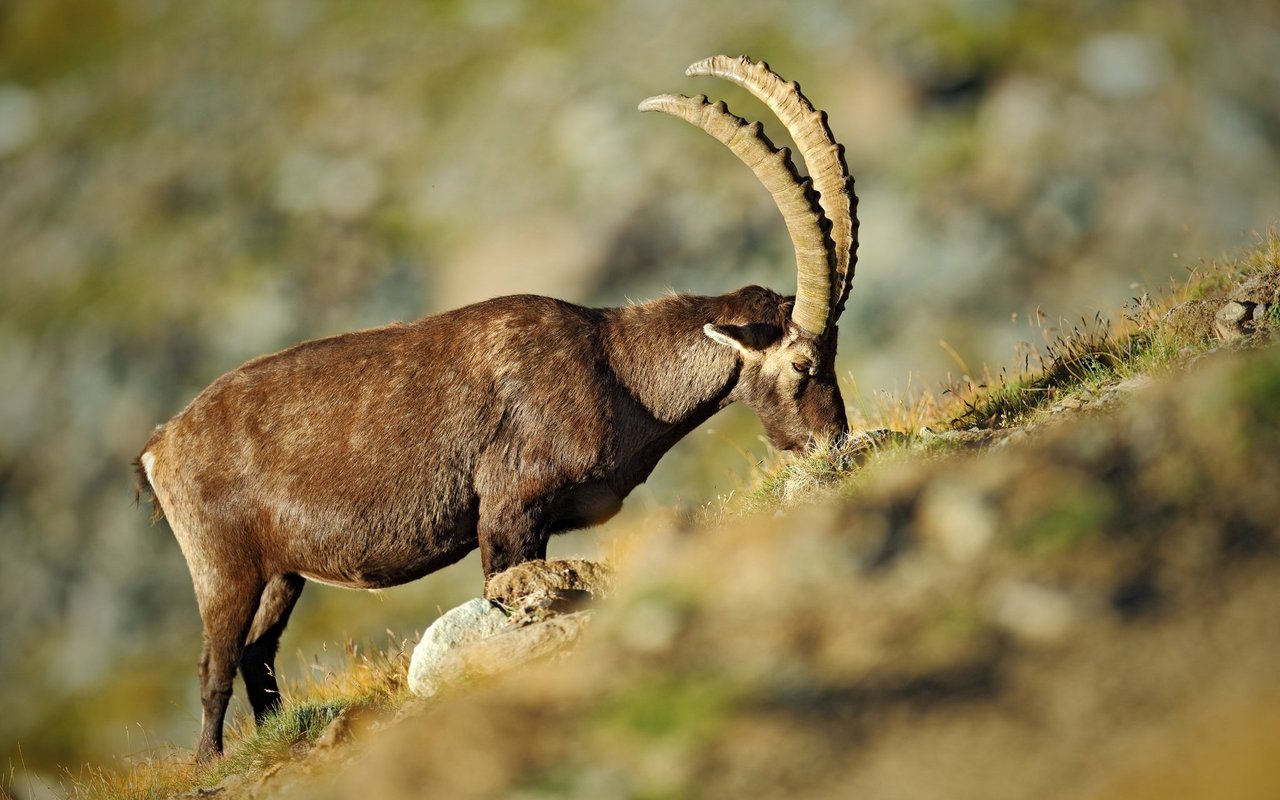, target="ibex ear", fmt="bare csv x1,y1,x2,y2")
704,323,765,356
